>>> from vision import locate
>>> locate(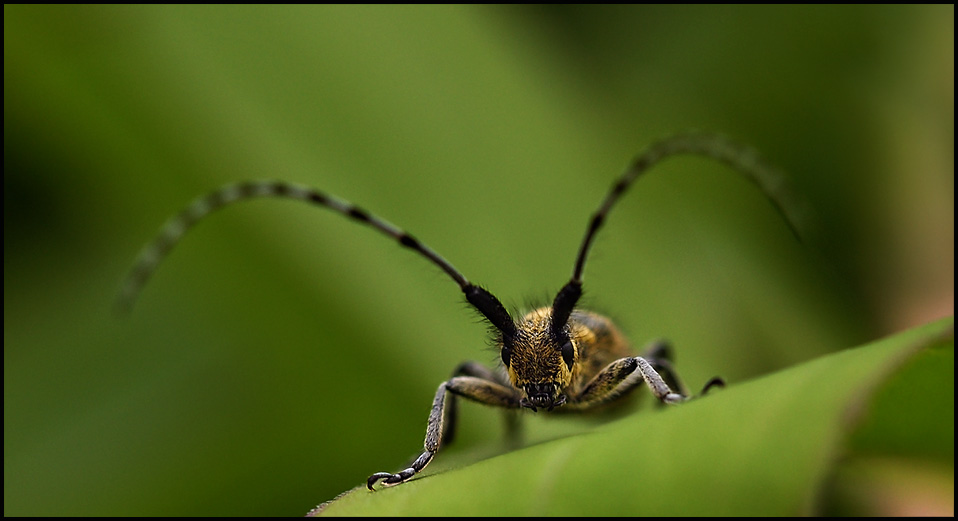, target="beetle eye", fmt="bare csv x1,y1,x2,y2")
560,339,575,370
500,344,512,367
